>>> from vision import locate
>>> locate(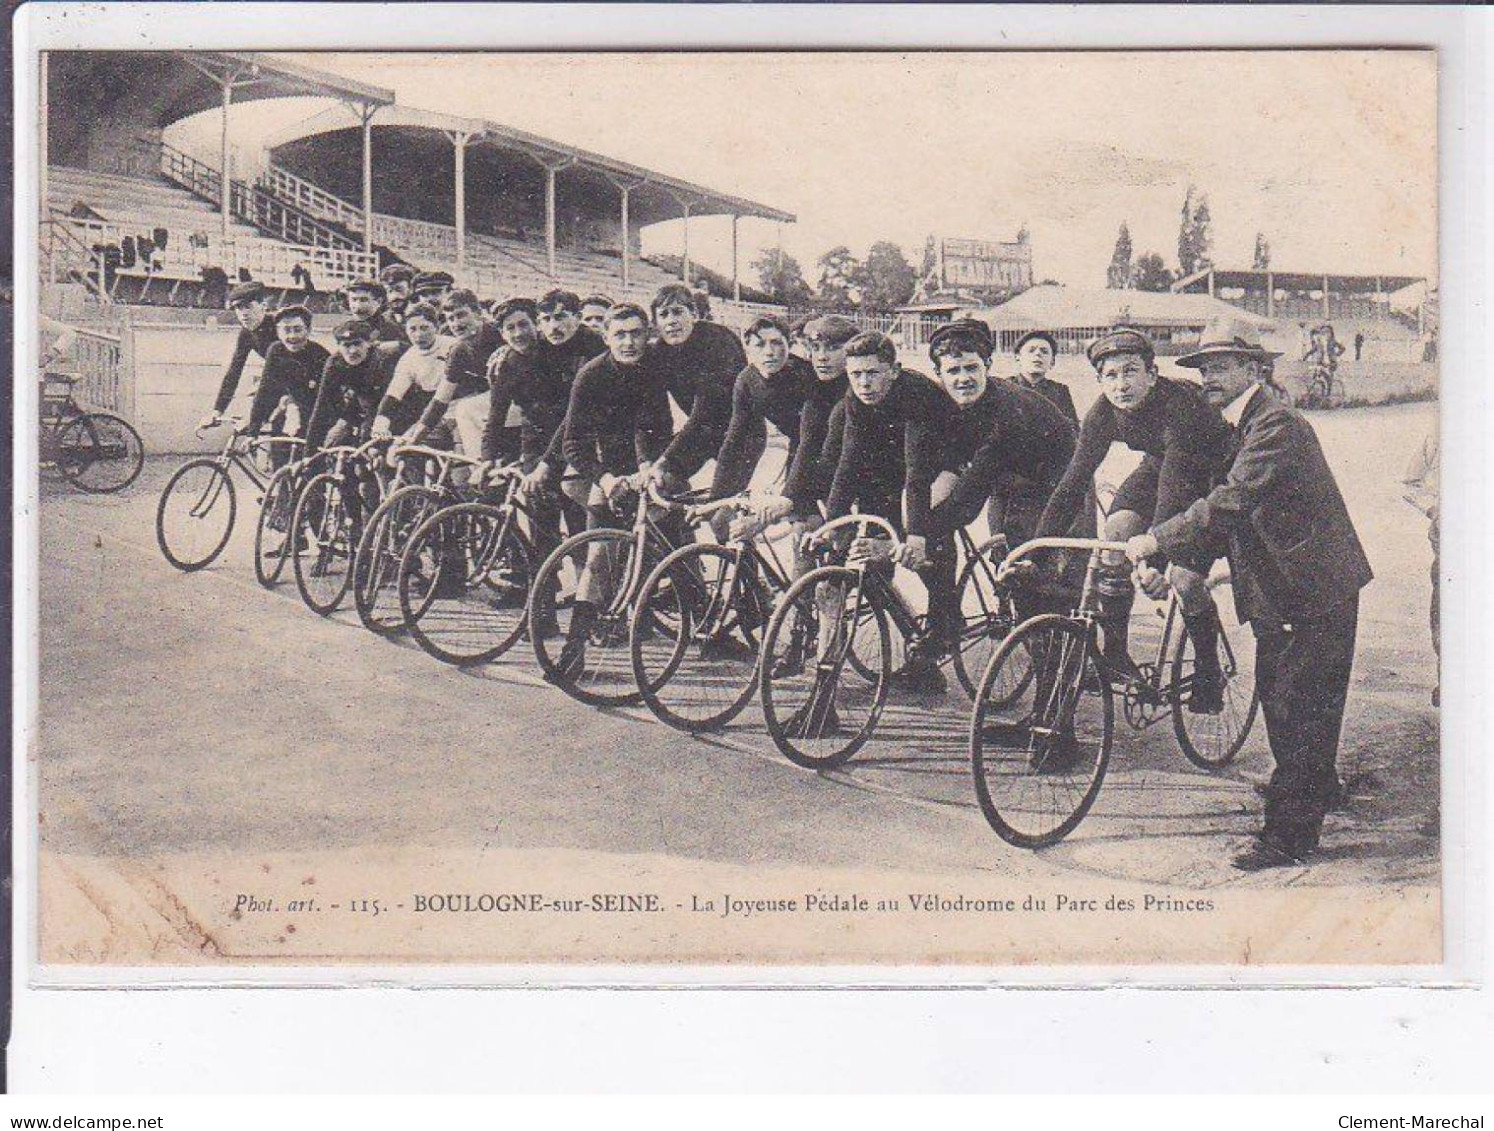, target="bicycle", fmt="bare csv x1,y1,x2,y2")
627,493,797,733
757,514,1019,770
351,442,479,635
394,459,539,666
288,435,396,616
40,371,145,494
527,477,699,707
156,419,302,572
969,536,1259,849
1303,363,1343,409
